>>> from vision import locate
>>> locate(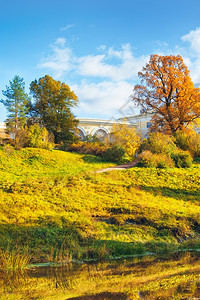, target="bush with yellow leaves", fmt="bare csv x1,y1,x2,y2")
109,123,141,160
